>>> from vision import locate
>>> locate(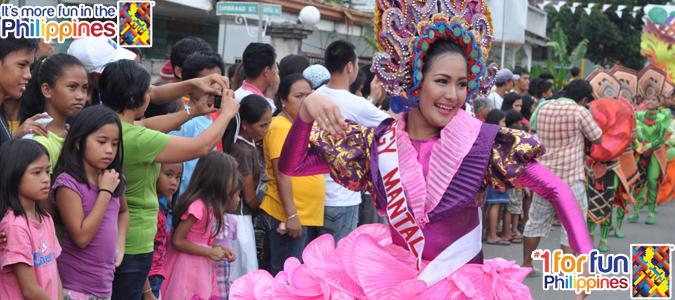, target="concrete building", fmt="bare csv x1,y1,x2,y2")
487,0,549,70
8,0,376,74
